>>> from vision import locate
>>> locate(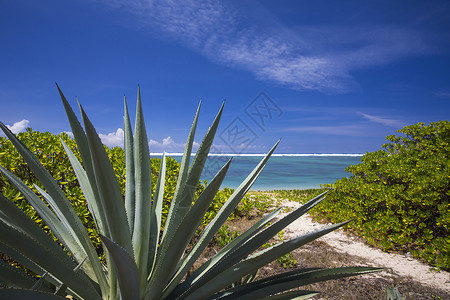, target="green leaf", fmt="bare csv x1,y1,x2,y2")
57,85,104,227
0,123,80,237
160,103,224,262
59,139,113,297
210,267,382,299
0,289,68,300
0,122,109,294
213,289,319,300
179,220,347,299
147,153,166,276
0,166,85,267
57,85,99,197
100,234,140,300
0,220,100,300
183,102,224,211
33,183,109,292
261,290,320,300
161,101,201,245
189,222,351,298
169,141,279,299
163,207,282,298
123,95,135,233
208,190,329,269
0,191,76,268
0,240,60,289
132,87,153,287
79,105,134,256
60,139,106,236
145,159,231,299
0,260,39,290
